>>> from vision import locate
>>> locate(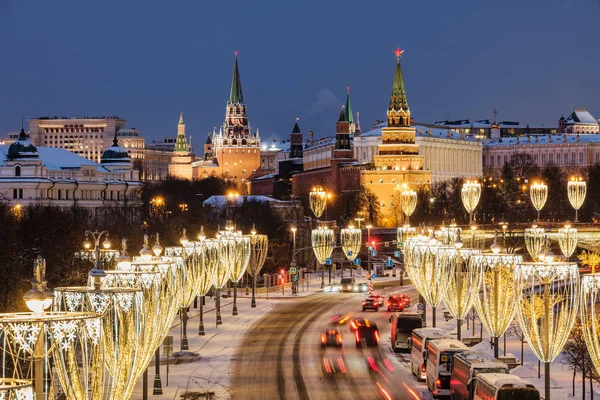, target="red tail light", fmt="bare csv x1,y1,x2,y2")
355,331,360,342
421,364,426,373
436,378,441,388
321,334,326,343
350,321,356,330
375,330,380,342
337,335,342,343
